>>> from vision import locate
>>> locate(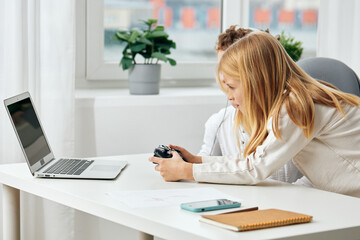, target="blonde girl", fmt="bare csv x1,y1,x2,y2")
150,31,360,198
